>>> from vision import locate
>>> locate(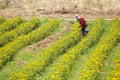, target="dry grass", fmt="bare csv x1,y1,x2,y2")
0,0,120,18
30,0,120,14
